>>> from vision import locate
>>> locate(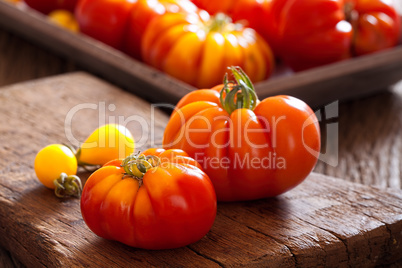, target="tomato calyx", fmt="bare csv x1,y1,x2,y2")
53,172,83,198
206,13,243,33
343,1,358,55
121,152,161,186
344,2,357,23
220,66,258,115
